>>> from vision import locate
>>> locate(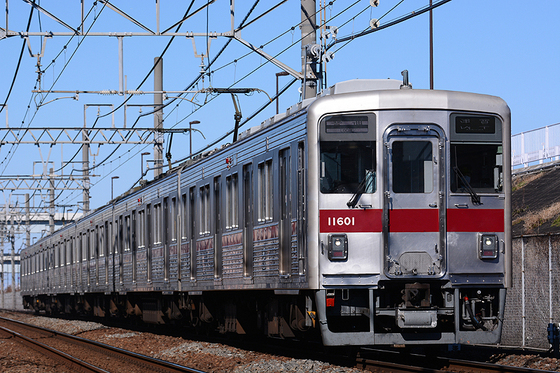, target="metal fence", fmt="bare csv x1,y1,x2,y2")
512,123,560,168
